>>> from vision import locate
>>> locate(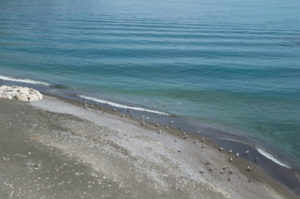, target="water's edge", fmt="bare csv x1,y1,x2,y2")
1,74,299,195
